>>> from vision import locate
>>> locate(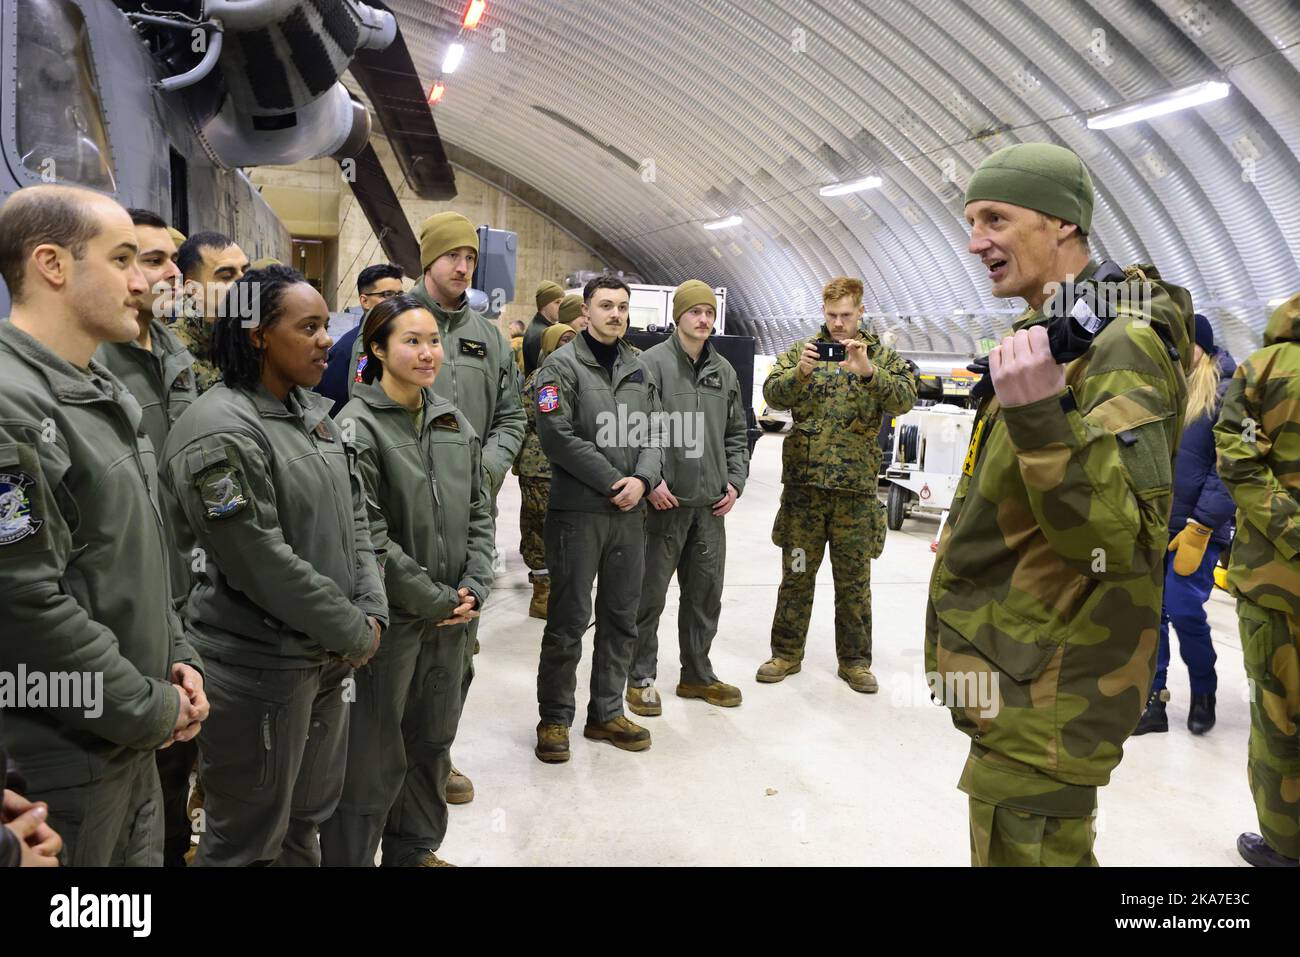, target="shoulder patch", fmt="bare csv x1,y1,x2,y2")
0,472,43,546
460,339,488,359
196,464,249,520
354,355,368,383
538,385,560,413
